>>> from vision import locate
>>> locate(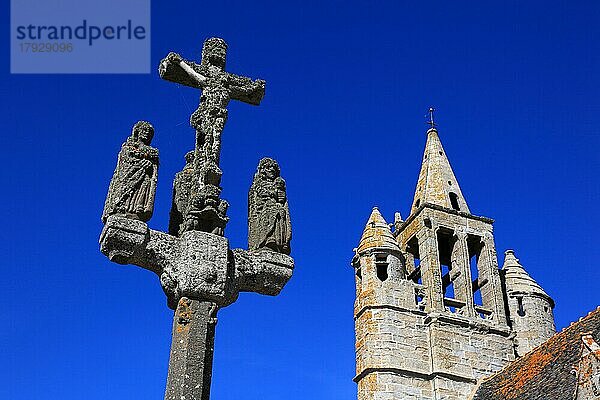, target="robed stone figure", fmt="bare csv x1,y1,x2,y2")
102,121,159,223
248,158,291,254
